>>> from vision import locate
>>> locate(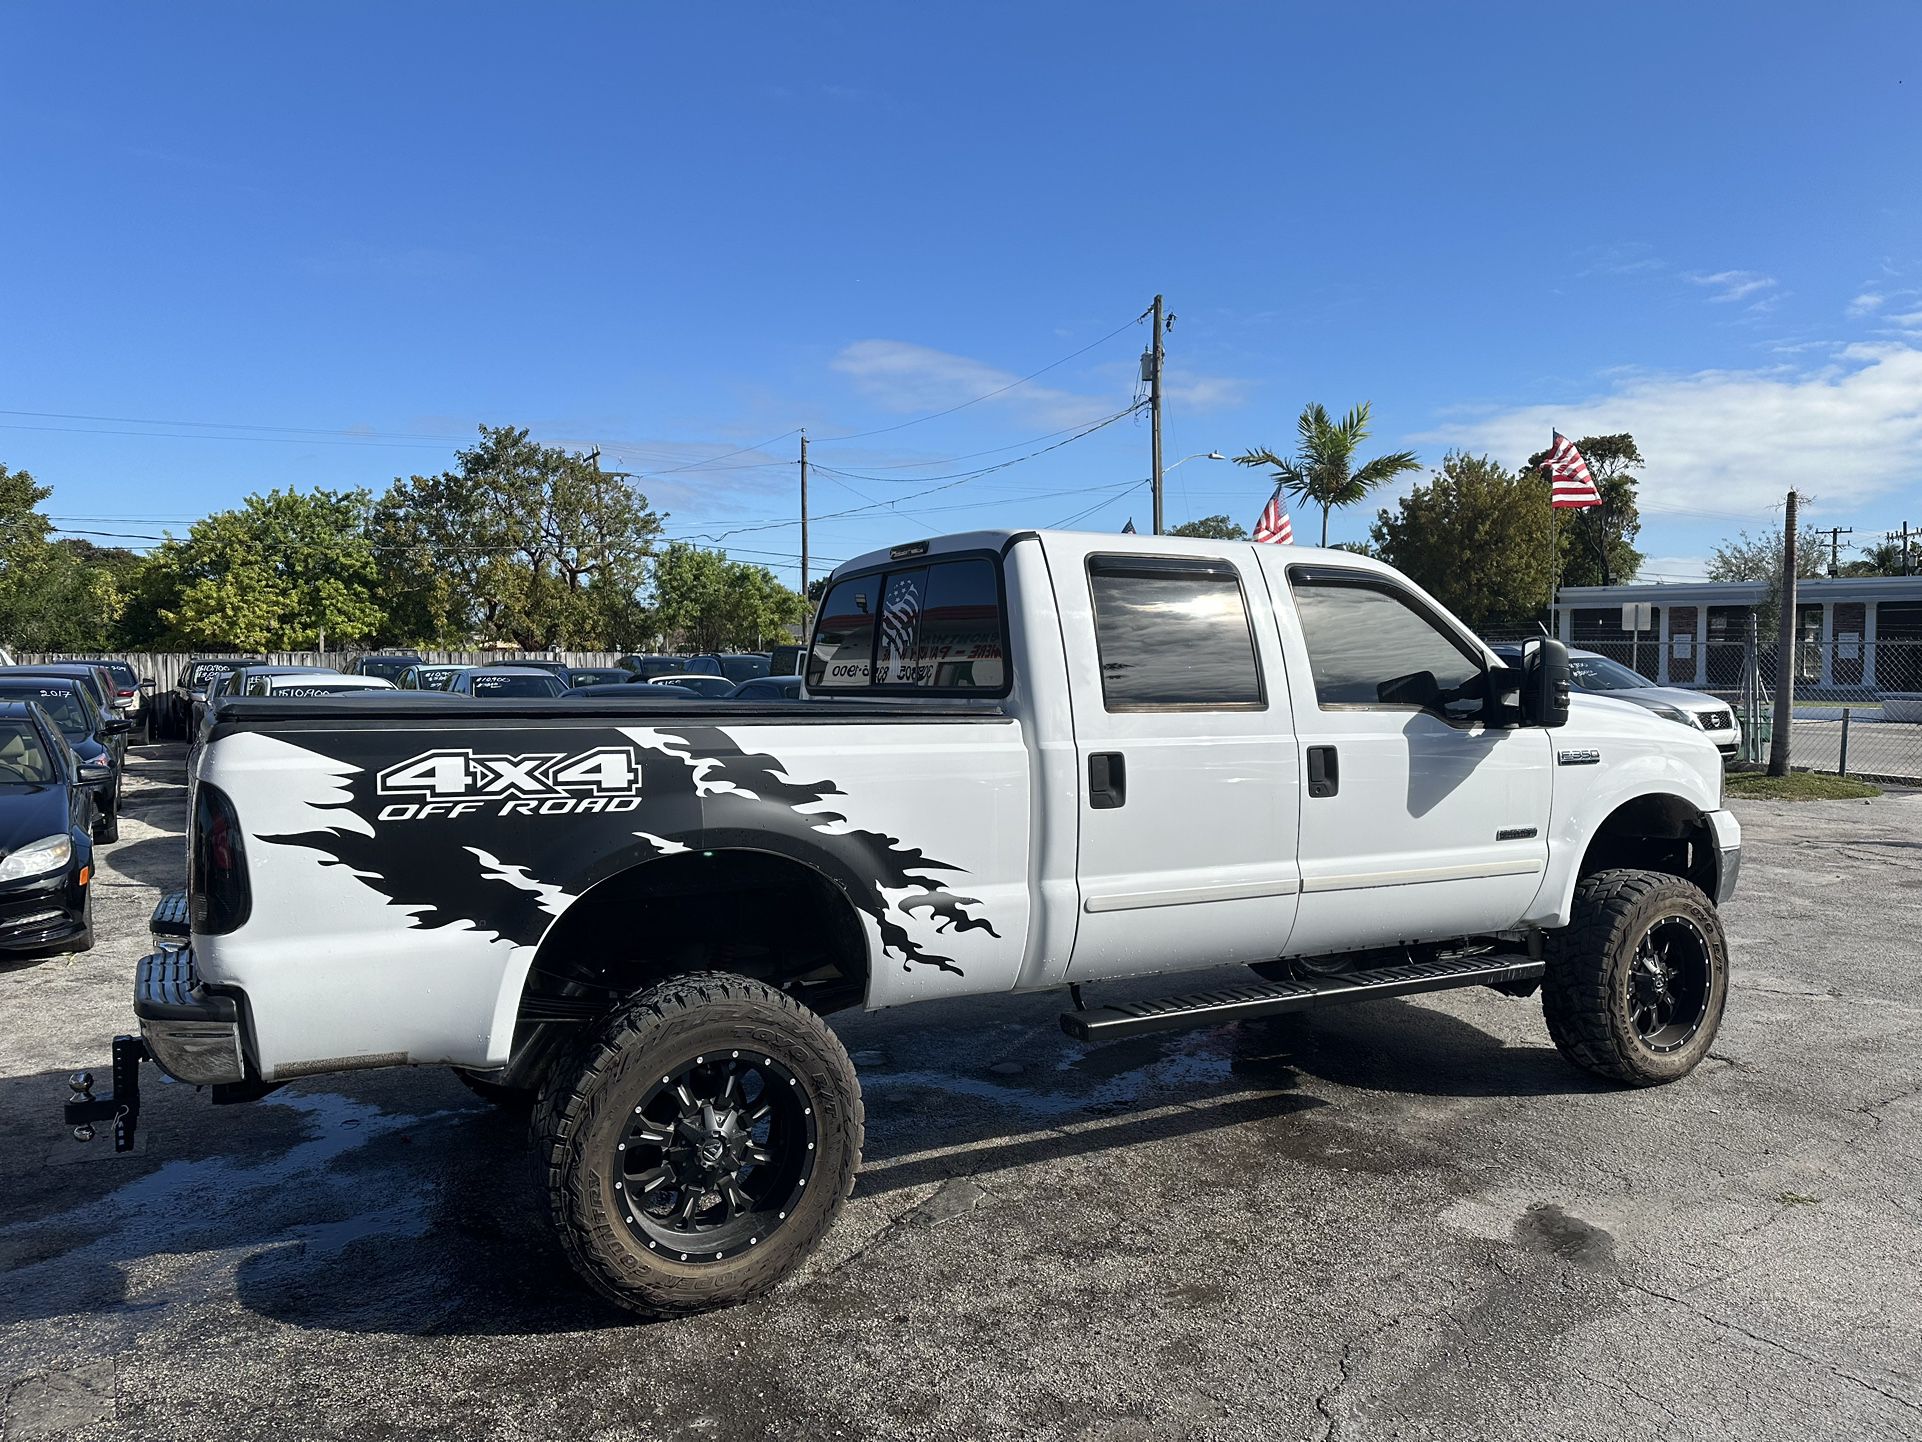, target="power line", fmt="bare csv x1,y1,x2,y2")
809,316,1145,444
1051,481,1148,529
